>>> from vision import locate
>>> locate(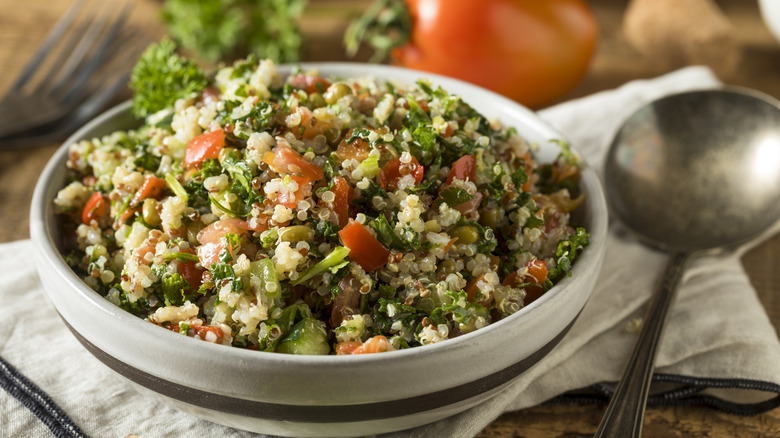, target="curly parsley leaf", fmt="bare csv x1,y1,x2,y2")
130,38,208,118
161,0,307,64
162,273,190,306
437,187,474,208
210,262,244,292
369,214,404,250
545,227,590,287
